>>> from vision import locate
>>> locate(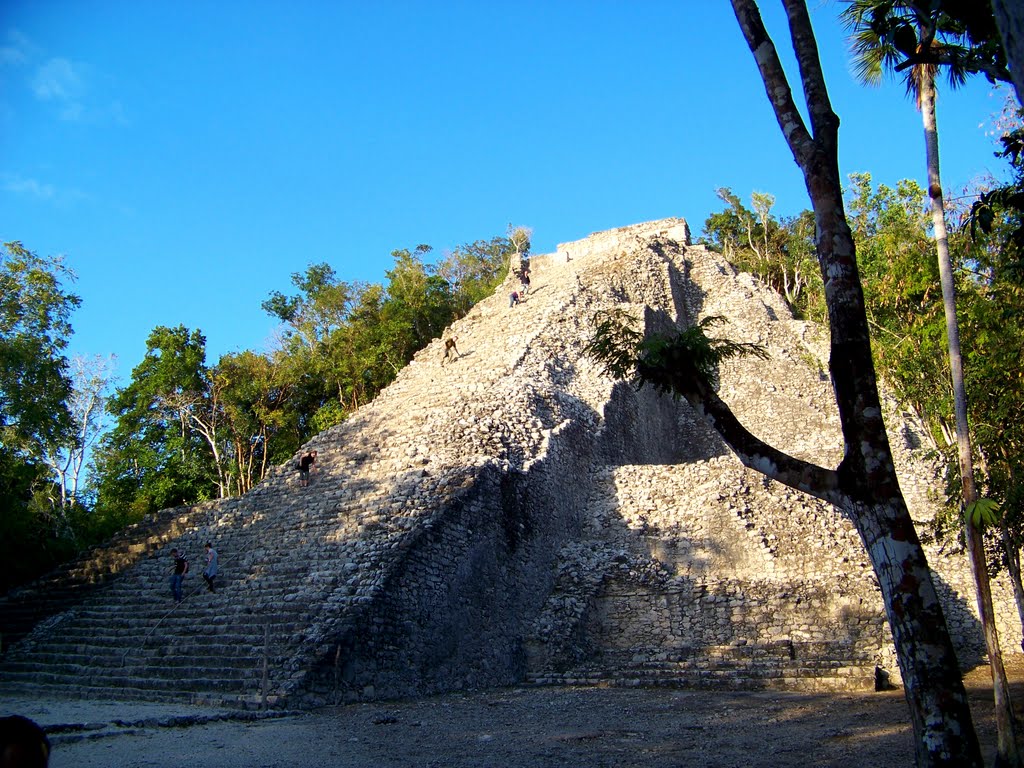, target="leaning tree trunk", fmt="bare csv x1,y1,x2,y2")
999,523,1024,650
1000,461,1024,648
920,70,1022,768
727,2,983,765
